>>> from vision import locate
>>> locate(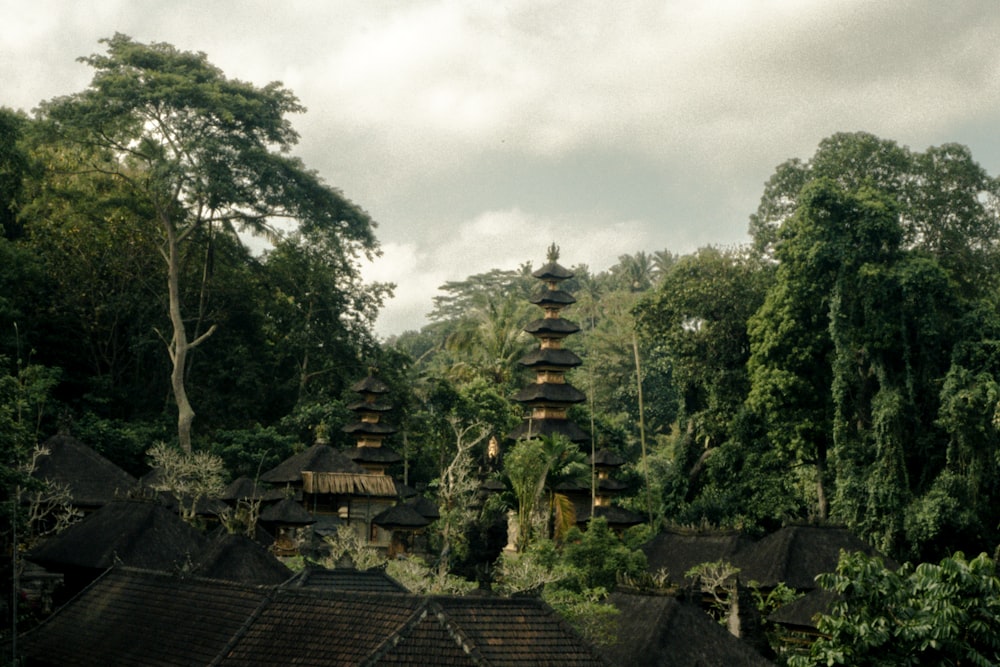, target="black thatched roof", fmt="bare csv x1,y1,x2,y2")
507,418,589,443
309,514,343,537
481,479,506,493
586,505,645,527
260,444,366,484
602,591,774,667
524,317,581,336
350,375,390,394
220,476,284,502
259,498,315,525
342,420,398,435
26,500,207,573
529,289,577,307
518,348,583,369
558,477,629,495
640,528,752,585
768,589,839,631
284,564,408,593
372,504,431,529
190,532,293,585
32,433,138,508
395,480,419,498
592,448,625,467
346,399,393,412
19,568,609,666
344,444,403,465
513,382,587,404
407,495,441,520
731,524,886,590
532,261,574,281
